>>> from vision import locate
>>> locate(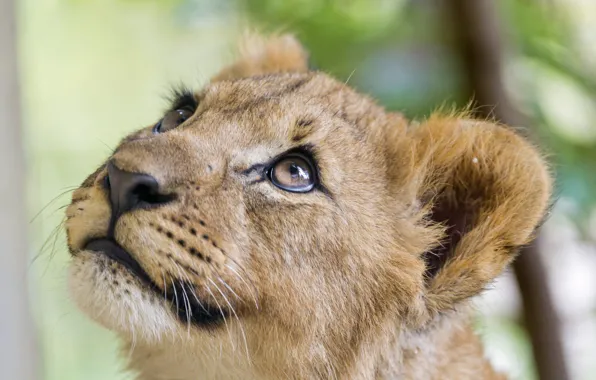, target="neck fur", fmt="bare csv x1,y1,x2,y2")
126,309,503,380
